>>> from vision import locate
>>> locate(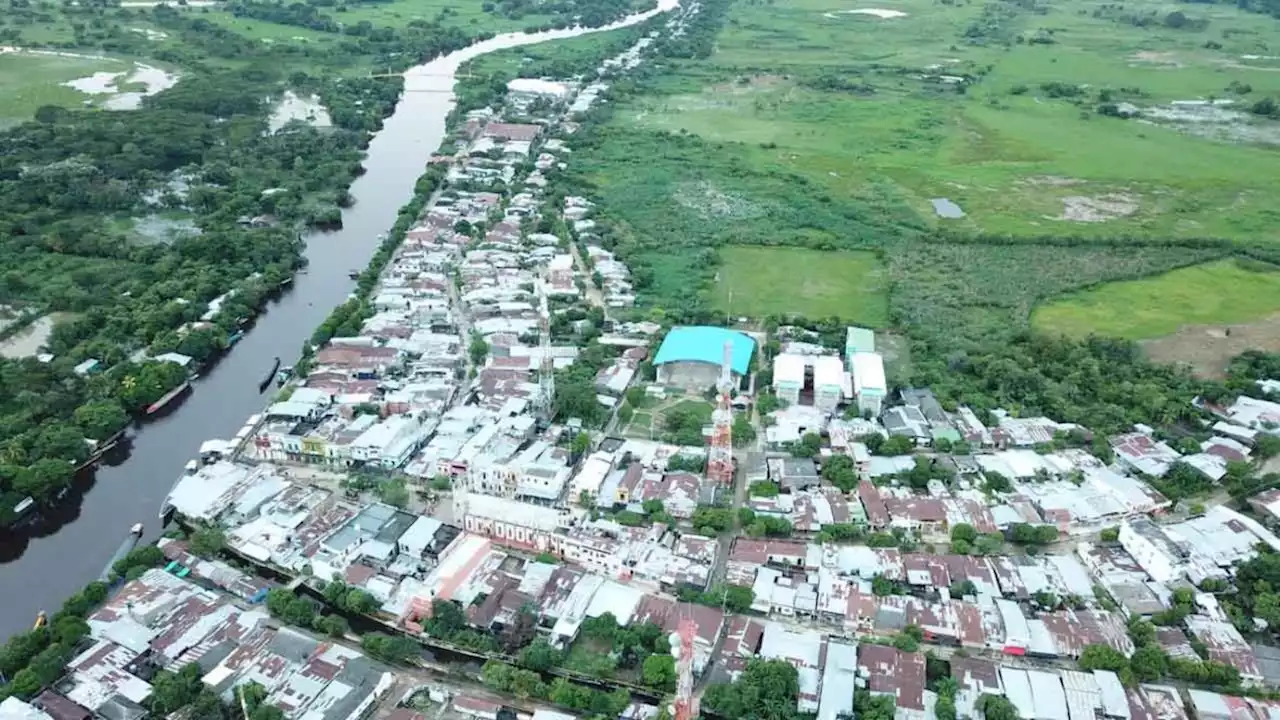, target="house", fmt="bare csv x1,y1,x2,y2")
770,457,821,492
